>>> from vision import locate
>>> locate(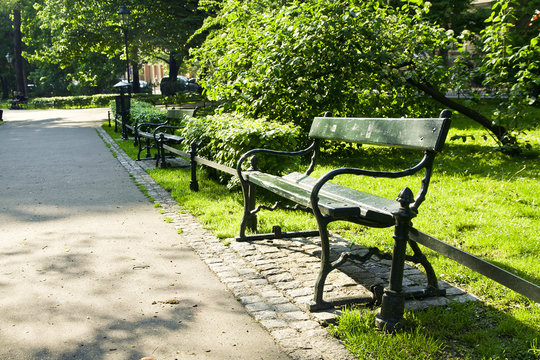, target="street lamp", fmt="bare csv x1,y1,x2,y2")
5,52,13,66
118,4,131,84
5,53,14,102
